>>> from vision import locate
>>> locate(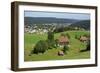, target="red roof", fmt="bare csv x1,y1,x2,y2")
58,36,69,43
